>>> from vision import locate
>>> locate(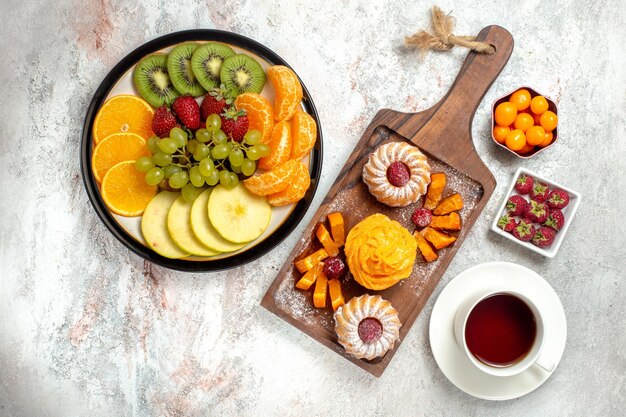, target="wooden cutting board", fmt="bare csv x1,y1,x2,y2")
261,25,514,377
